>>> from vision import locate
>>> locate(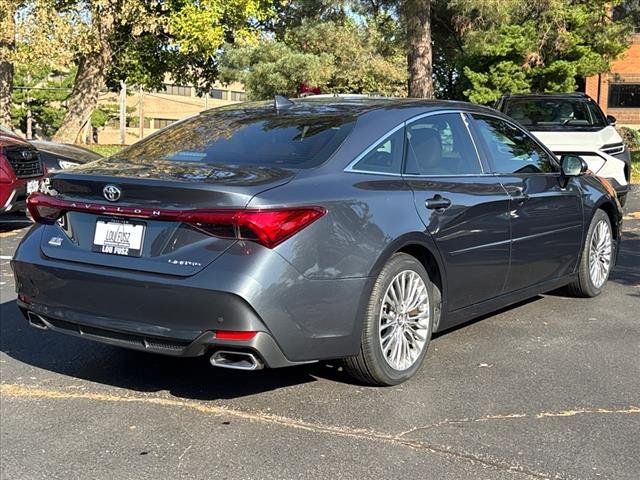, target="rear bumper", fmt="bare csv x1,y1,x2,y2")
17,305,303,368
11,225,368,365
